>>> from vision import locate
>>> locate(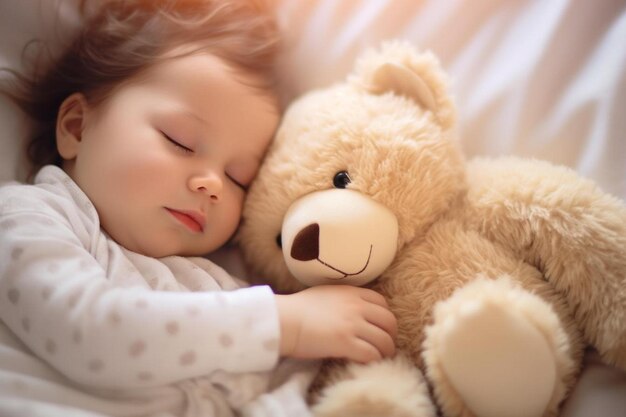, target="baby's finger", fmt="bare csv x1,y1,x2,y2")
357,322,396,358
349,338,384,364
363,302,398,340
358,288,388,308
